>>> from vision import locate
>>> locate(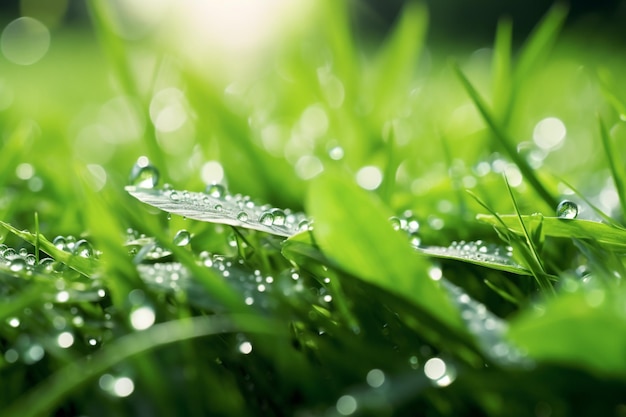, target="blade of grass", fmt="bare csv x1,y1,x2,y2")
370,1,428,118
512,4,568,89
477,214,626,251
453,62,557,209
503,175,554,294
598,114,626,224
0,221,99,277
